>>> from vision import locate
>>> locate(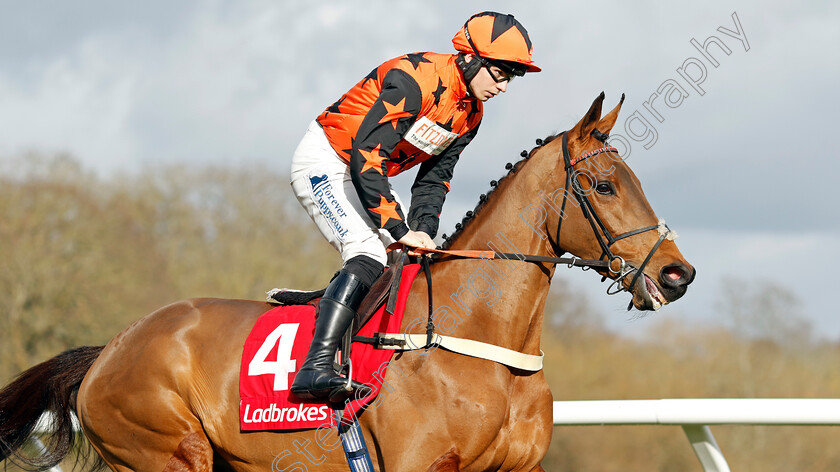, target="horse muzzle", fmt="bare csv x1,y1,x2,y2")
628,262,695,311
